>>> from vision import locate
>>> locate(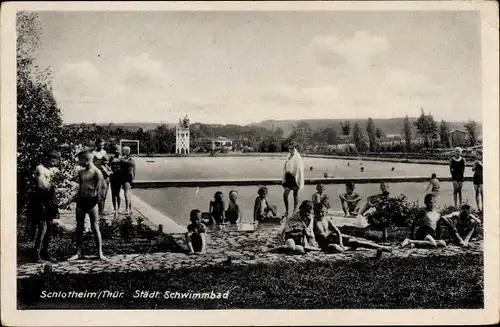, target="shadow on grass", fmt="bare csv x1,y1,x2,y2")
18,253,483,310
